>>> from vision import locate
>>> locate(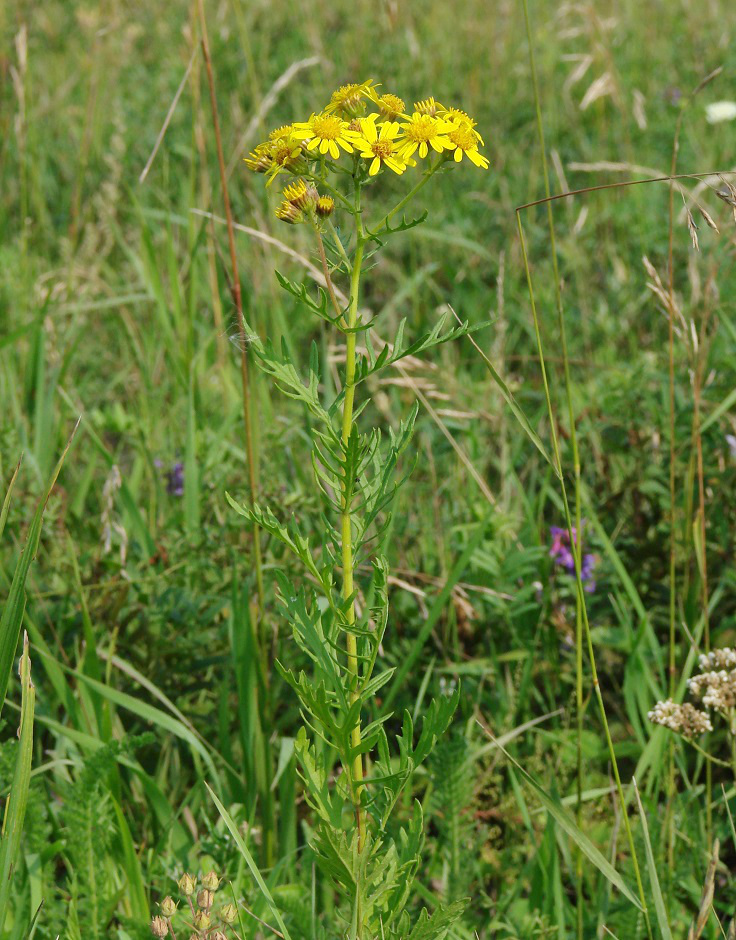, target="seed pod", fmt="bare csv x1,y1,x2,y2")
160,896,177,917
197,888,214,911
201,870,220,891
193,909,211,930
221,902,238,924
150,916,169,938
178,872,196,896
